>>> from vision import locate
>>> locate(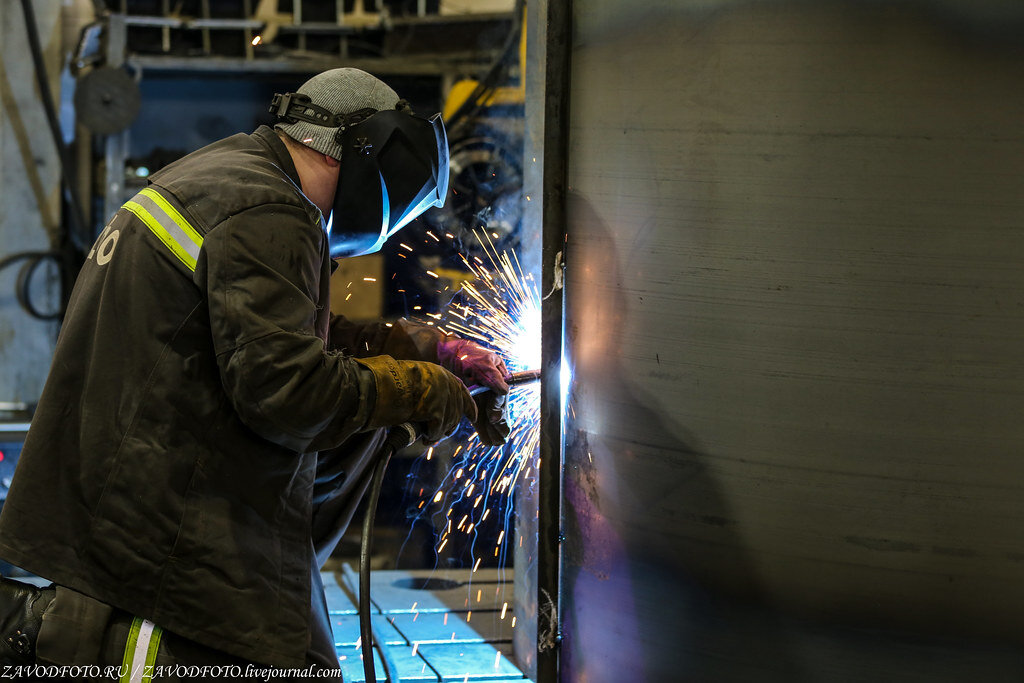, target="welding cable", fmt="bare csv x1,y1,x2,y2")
0,251,64,321
18,0,90,254
359,423,417,683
